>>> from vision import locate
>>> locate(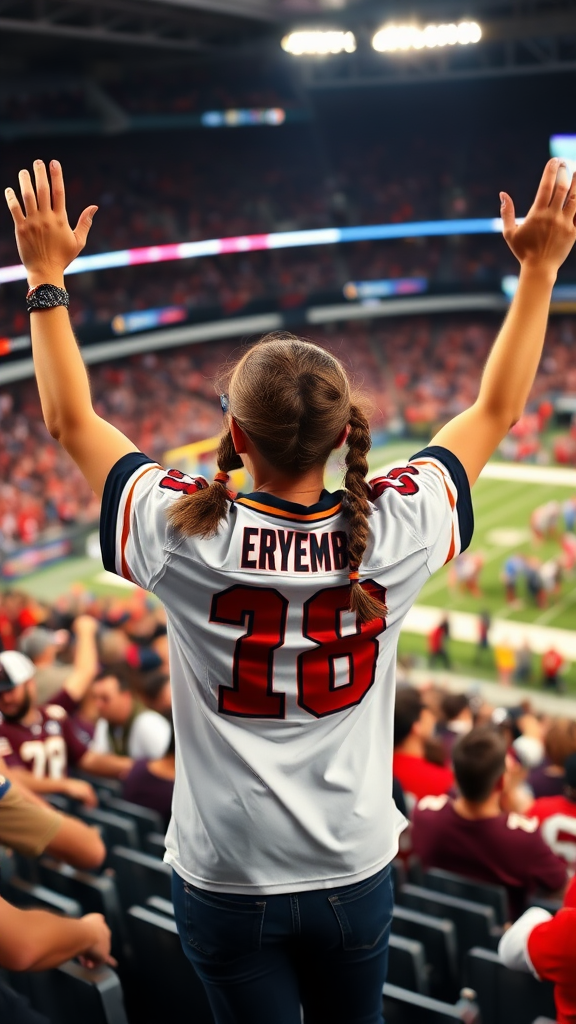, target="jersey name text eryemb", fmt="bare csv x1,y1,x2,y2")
100,444,472,894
